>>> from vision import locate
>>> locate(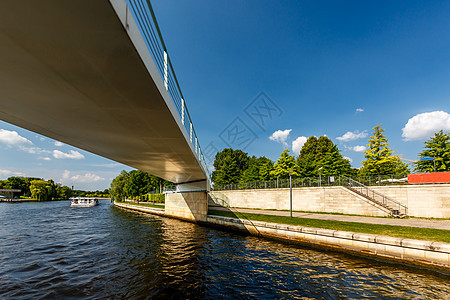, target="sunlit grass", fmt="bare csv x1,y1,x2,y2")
208,210,450,243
